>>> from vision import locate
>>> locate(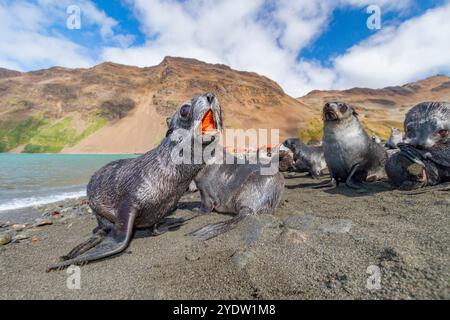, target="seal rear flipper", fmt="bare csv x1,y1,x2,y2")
188,213,248,241
46,234,131,272
61,229,108,261
312,178,337,189
47,208,136,272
